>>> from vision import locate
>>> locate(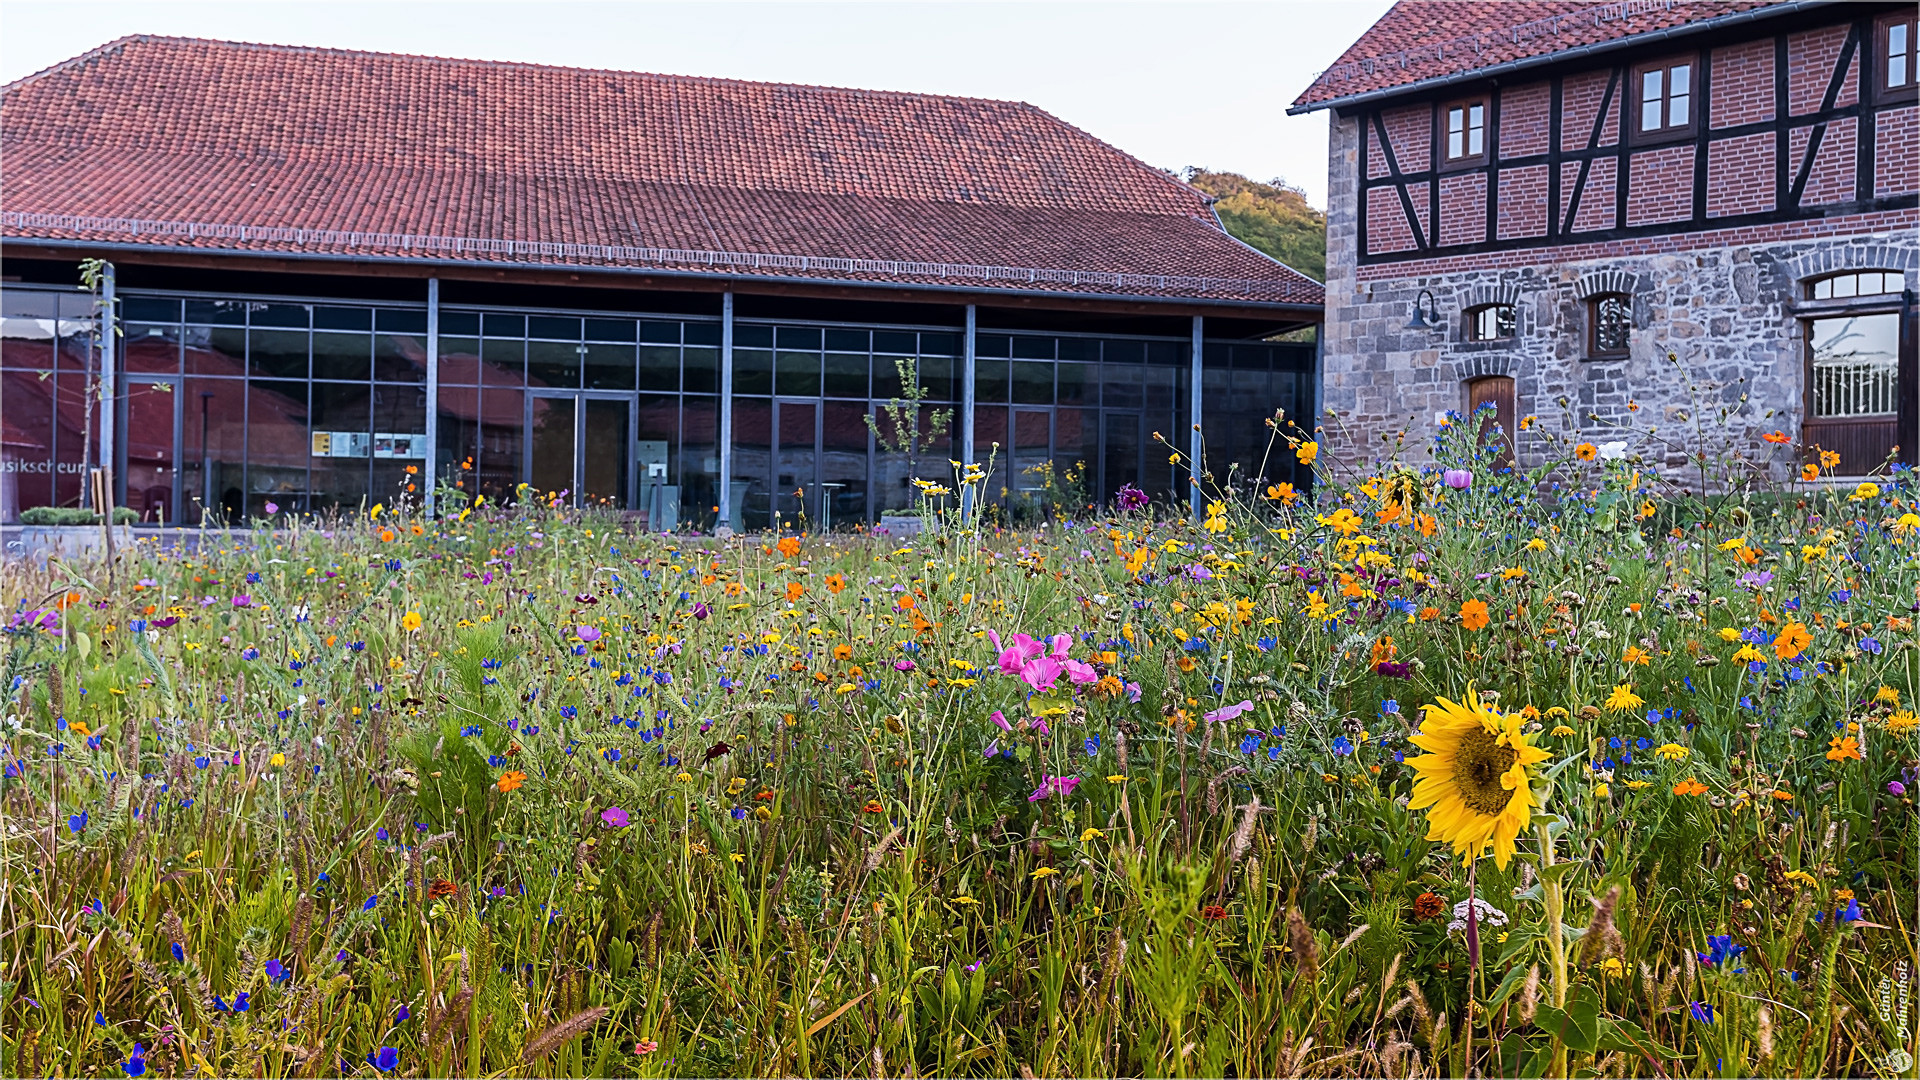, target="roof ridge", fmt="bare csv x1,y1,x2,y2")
1,32,149,95
3,32,1055,111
